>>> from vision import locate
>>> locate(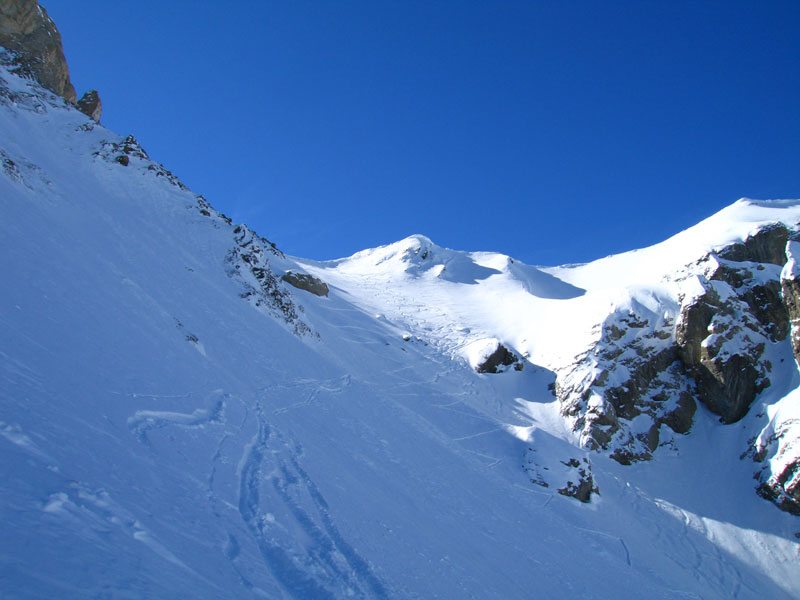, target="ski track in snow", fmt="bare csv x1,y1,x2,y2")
39,480,226,592
236,403,388,599
271,375,352,415
127,390,227,443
